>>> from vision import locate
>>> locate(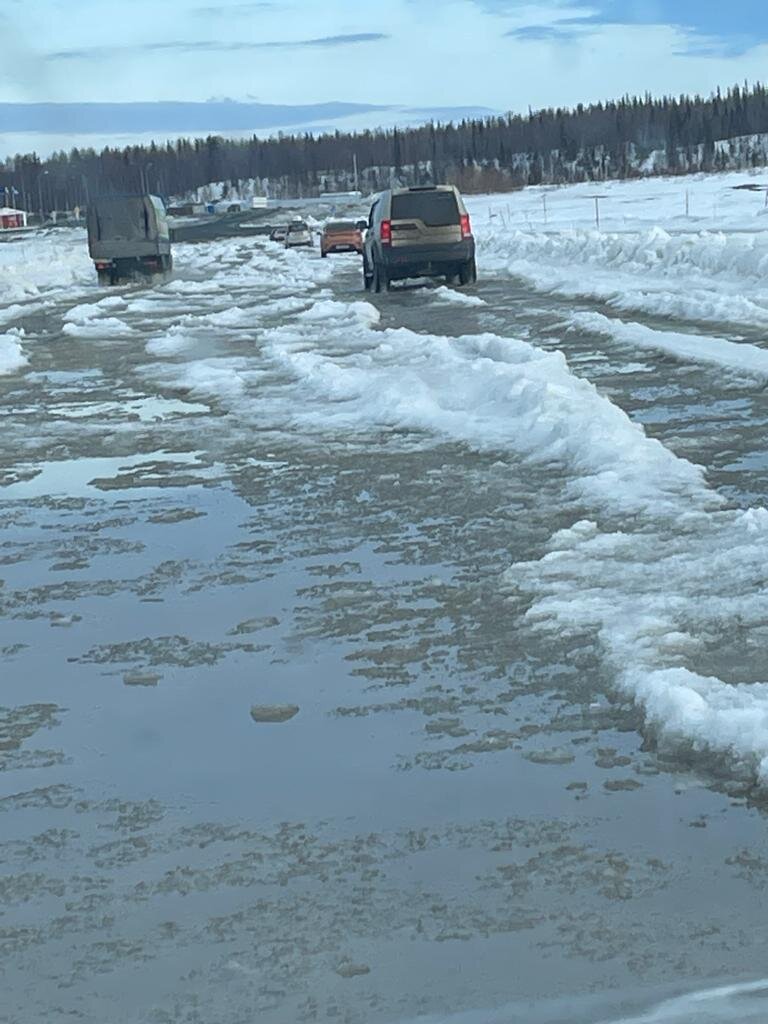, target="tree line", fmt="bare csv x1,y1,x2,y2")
3,82,768,213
